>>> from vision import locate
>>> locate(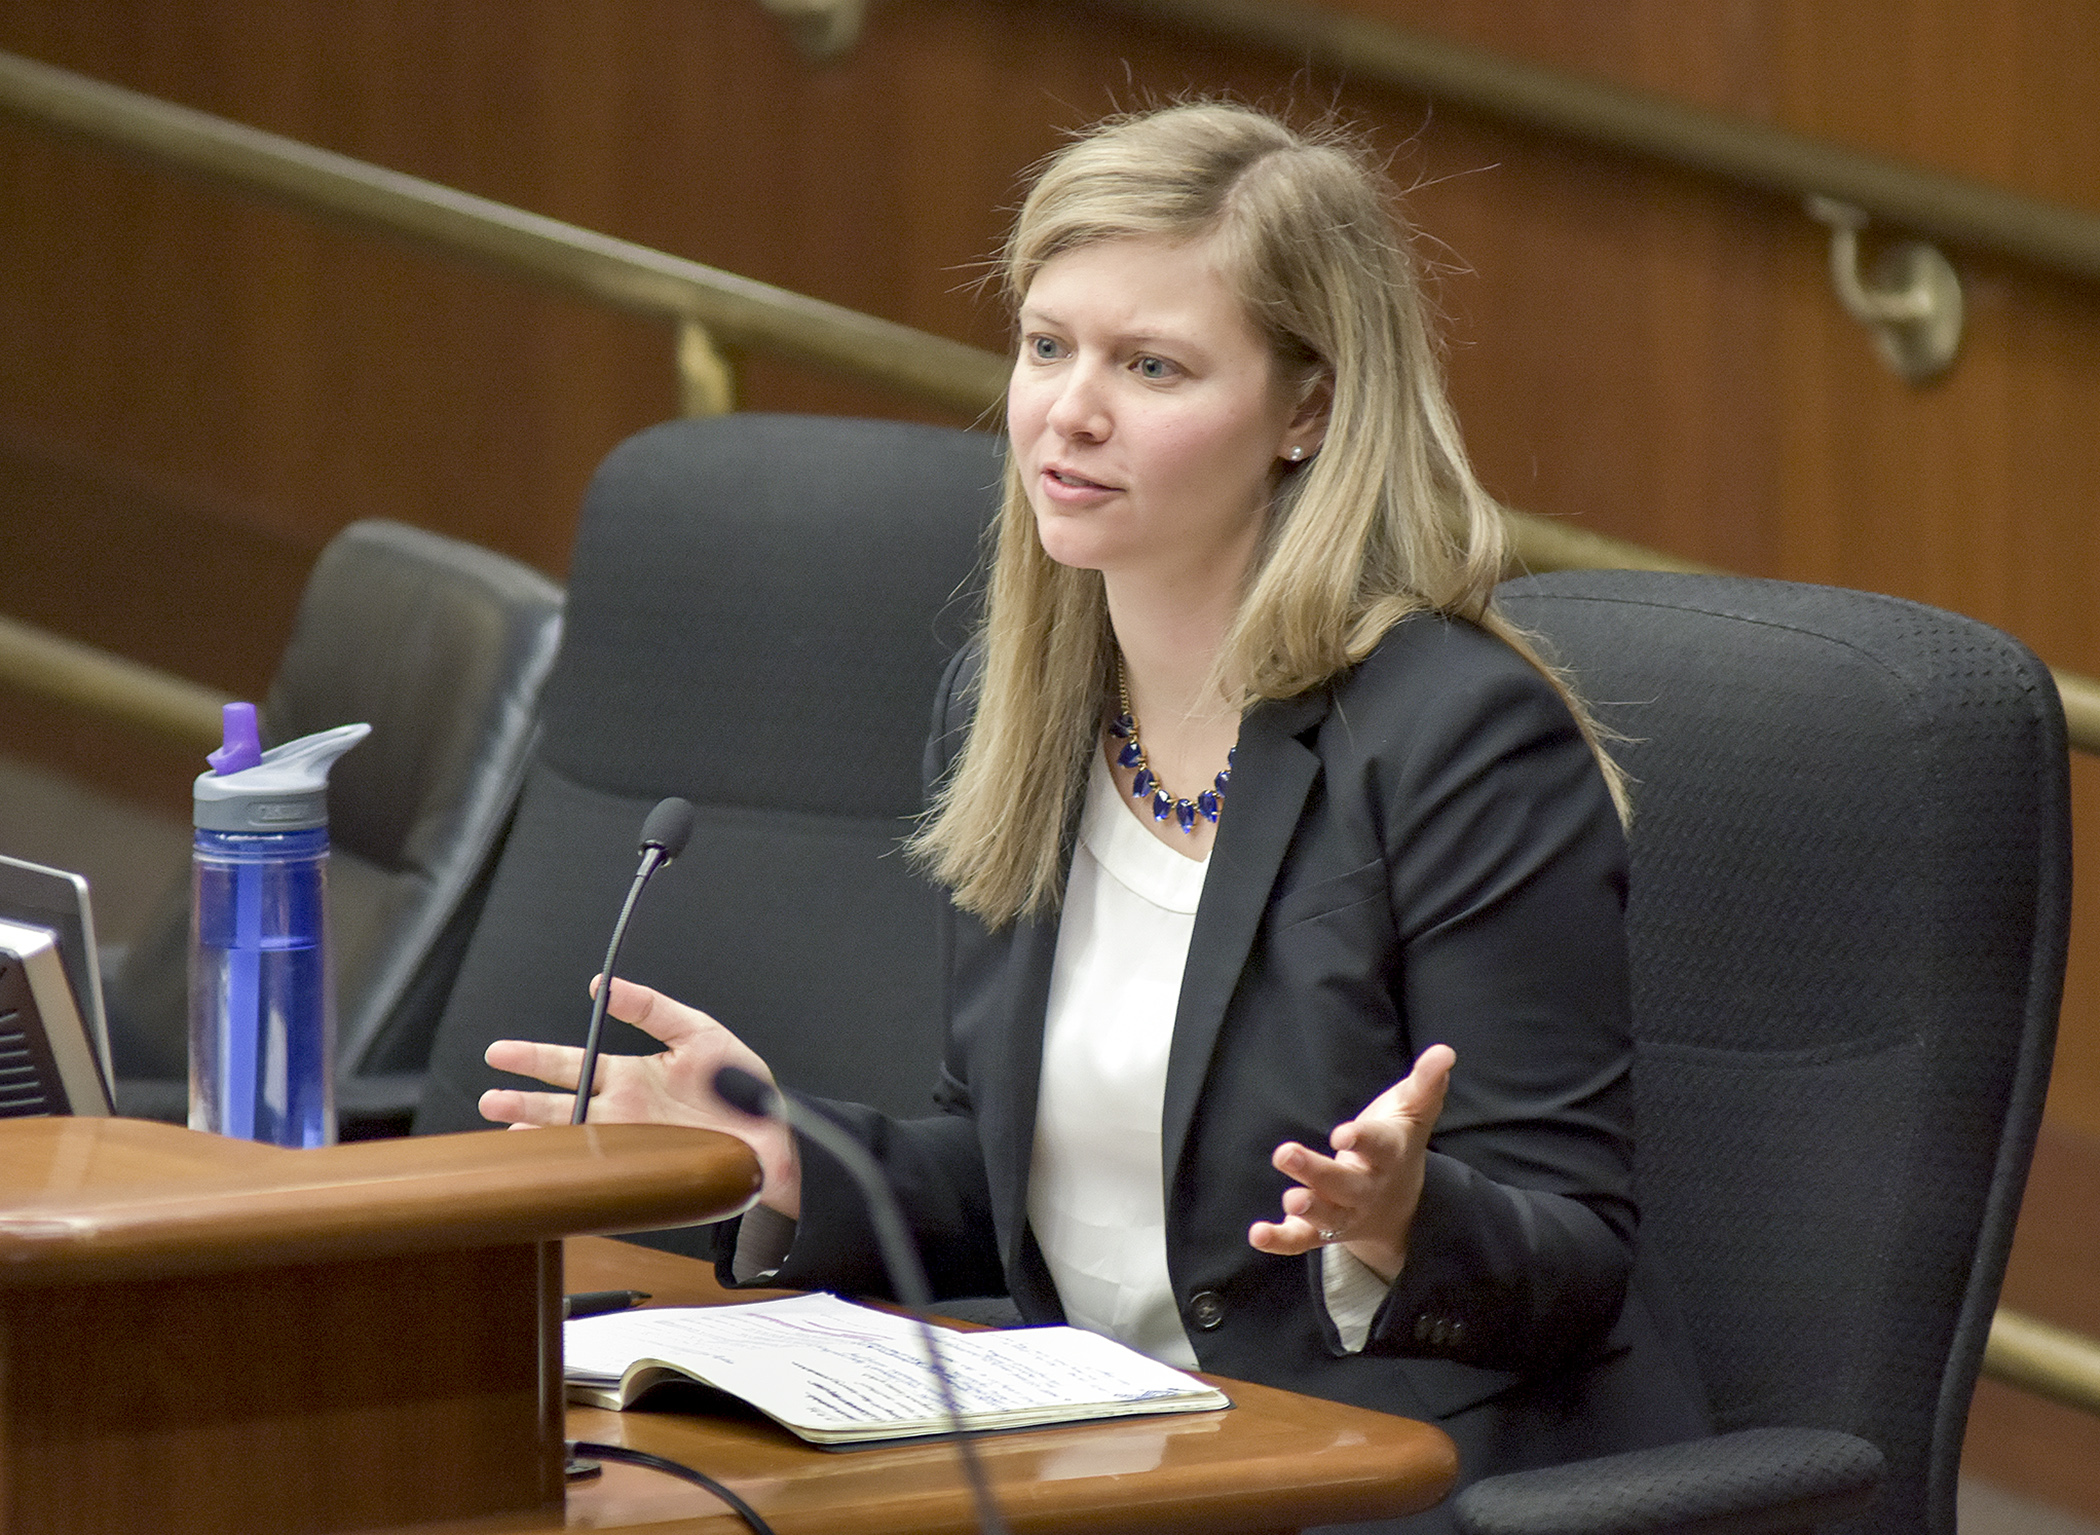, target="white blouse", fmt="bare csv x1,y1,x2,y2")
1027,752,1211,1368
1028,751,1390,1366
